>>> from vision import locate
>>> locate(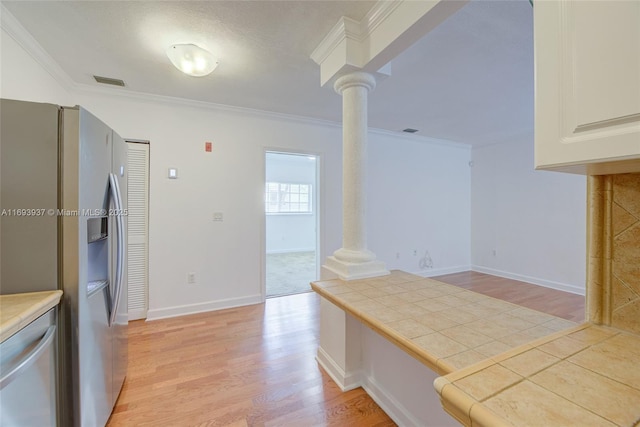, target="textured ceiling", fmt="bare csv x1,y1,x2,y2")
2,0,533,146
